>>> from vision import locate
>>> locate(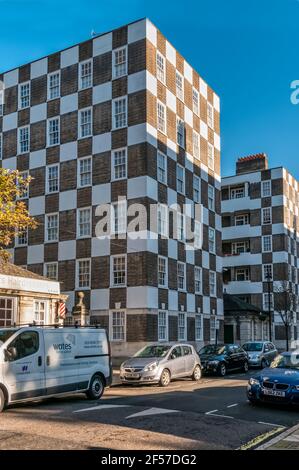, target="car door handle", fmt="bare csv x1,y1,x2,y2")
38,356,42,366
46,356,50,366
